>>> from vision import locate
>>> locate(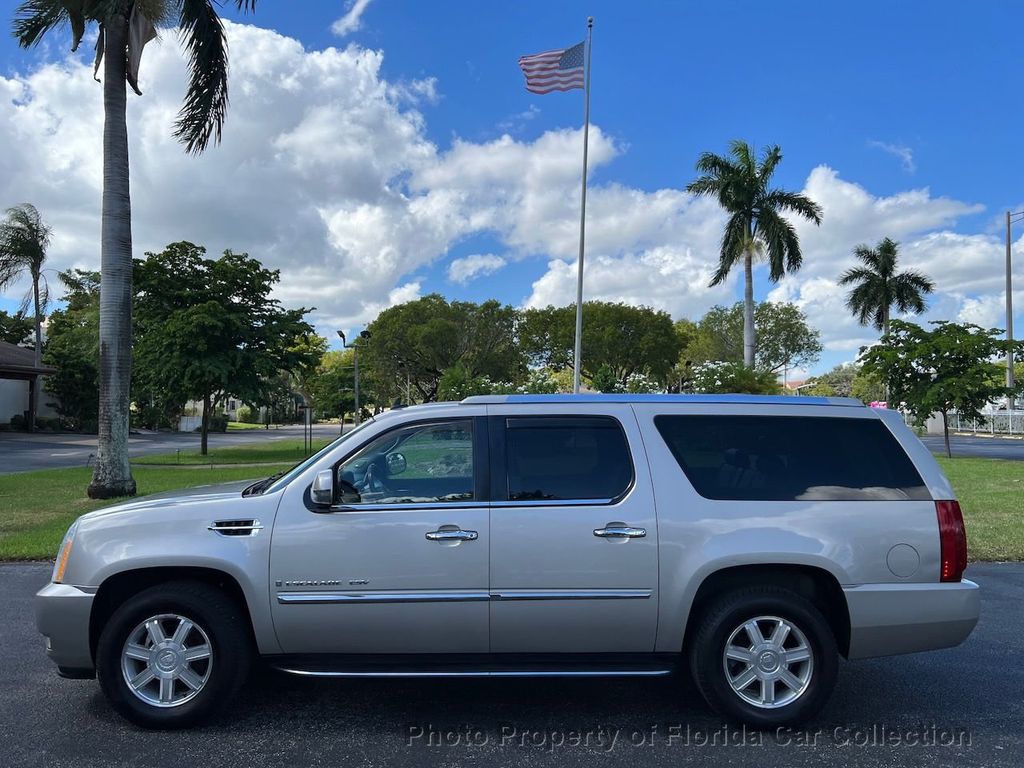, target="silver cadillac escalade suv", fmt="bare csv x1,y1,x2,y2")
36,394,979,729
